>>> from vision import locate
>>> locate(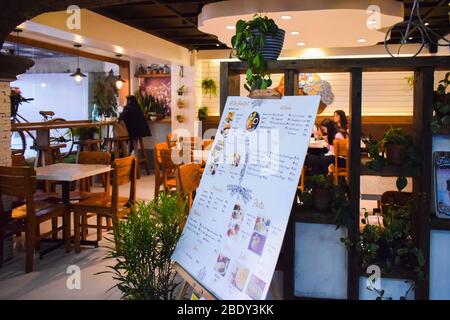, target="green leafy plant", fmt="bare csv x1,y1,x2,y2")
431,71,450,134
341,197,425,280
101,193,186,300
365,128,420,191
135,90,165,116
231,14,280,92
177,85,186,96
299,176,353,229
198,105,209,121
70,127,99,140
201,79,217,97
94,70,118,116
